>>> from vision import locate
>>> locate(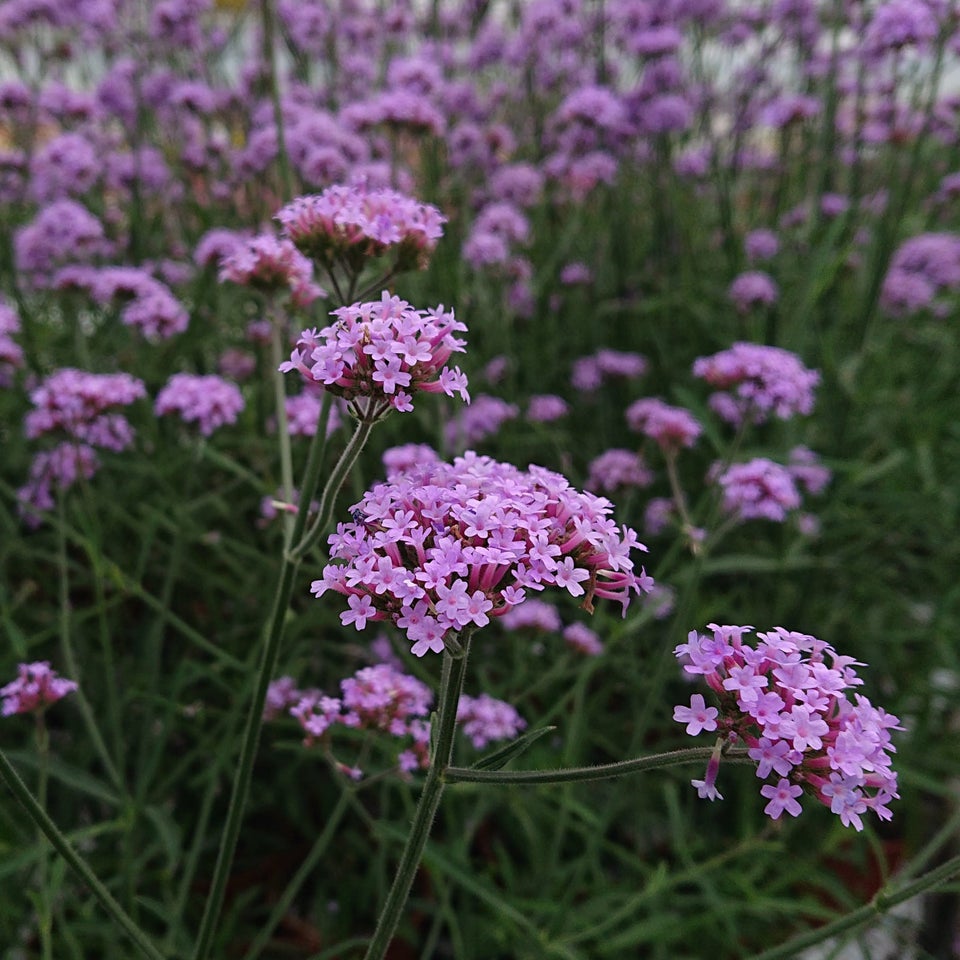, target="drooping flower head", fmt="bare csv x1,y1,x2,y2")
692,342,820,426
280,292,469,421
2,662,77,716
276,183,446,272
674,624,901,830
313,452,653,657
